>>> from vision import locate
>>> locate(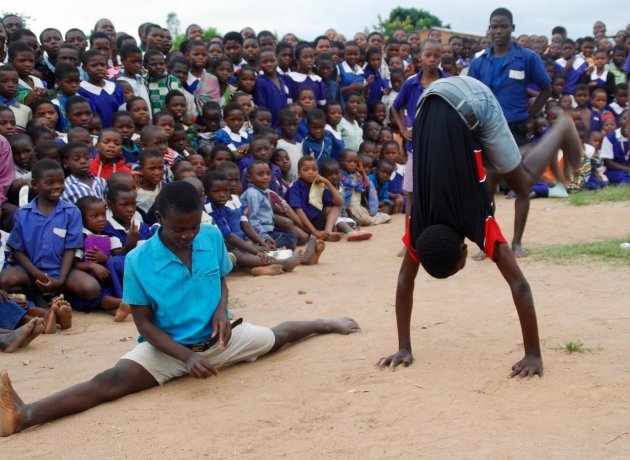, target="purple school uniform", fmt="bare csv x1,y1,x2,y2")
286,178,334,220
554,57,588,95
103,216,154,247
282,72,327,106
215,127,250,152
8,198,83,279
600,127,630,184
78,80,125,128
255,74,289,128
